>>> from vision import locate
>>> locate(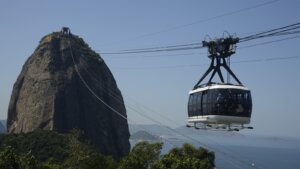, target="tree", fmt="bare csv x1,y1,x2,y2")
152,143,215,169
40,161,62,169
0,146,19,169
19,151,39,169
0,130,118,169
118,141,163,169
1,131,216,169
0,146,40,169
63,129,117,169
